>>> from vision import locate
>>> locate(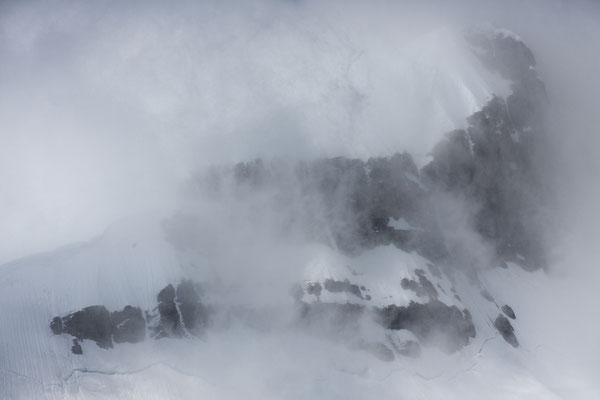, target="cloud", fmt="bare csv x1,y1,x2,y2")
1,1,600,397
